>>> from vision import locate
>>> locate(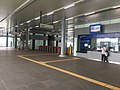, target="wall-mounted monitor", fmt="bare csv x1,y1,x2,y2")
89,24,102,34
